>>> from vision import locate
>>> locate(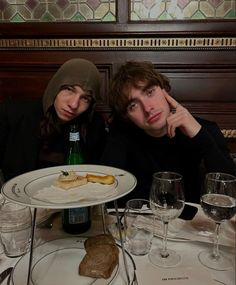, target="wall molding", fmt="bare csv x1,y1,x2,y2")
0,37,235,51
